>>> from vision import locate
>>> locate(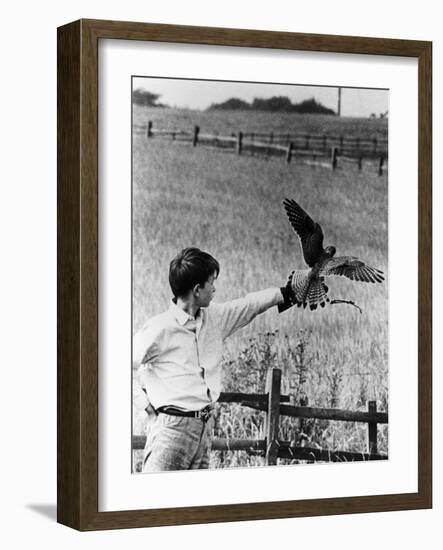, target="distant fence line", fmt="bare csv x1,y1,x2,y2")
136,121,388,176
132,368,388,465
